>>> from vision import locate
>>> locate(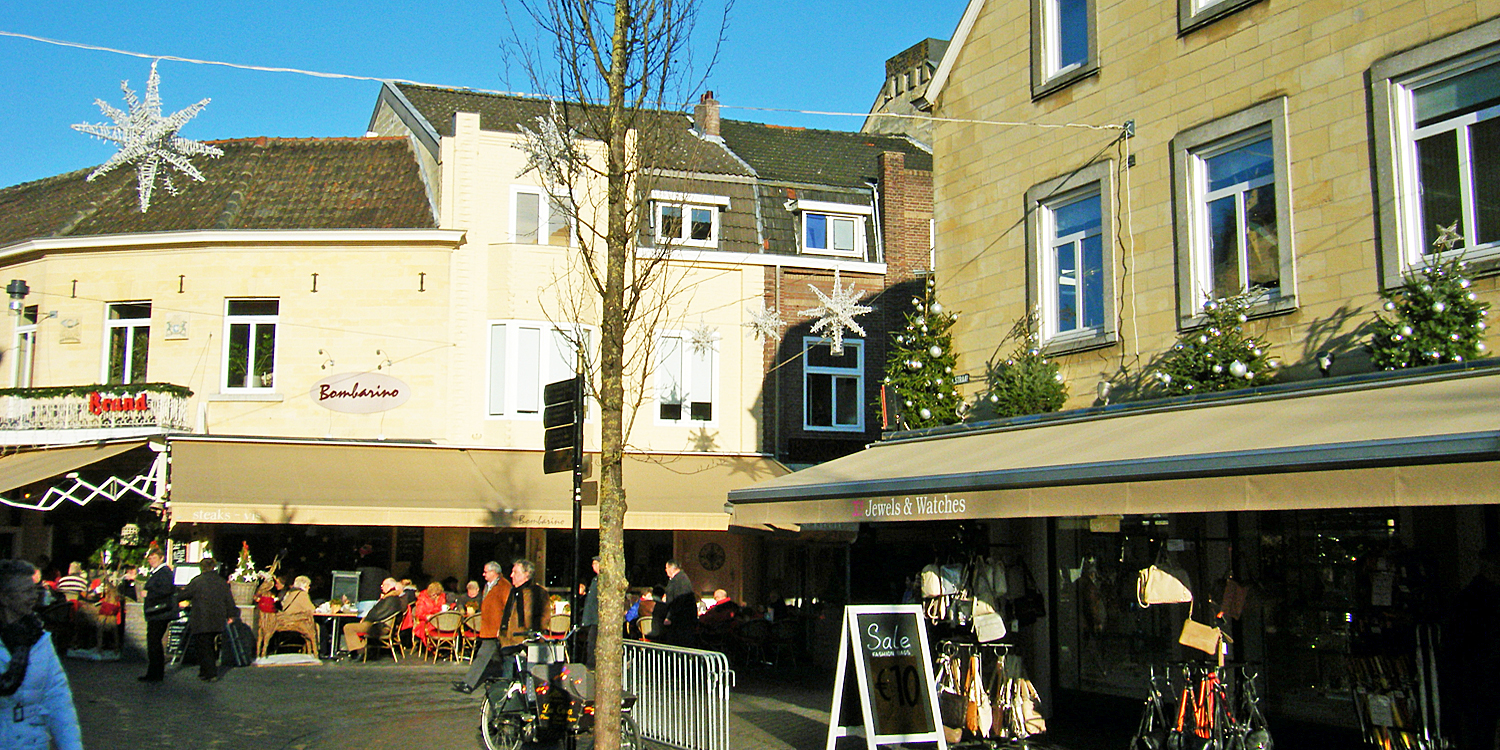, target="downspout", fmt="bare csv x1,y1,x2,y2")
866,178,884,264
